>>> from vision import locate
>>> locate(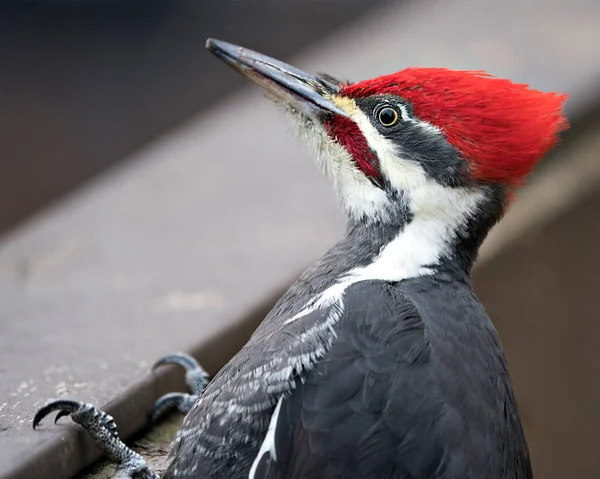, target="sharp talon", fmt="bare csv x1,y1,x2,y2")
149,352,208,425
150,392,179,423
55,410,71,424
152,352,200,372
33,399,83,429
150,392,198,423
153,352,209,396
33,398,158,477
